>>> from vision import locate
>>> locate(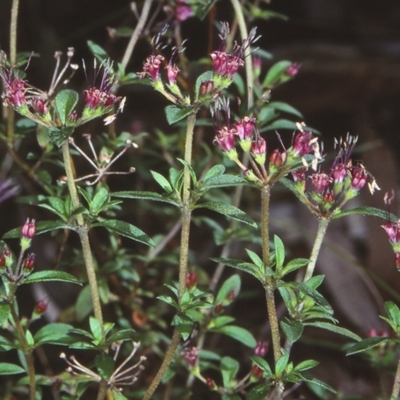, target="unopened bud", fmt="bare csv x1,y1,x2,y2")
214,304,223,314
251,365,263,378
206,377,216,389
35,300,48,314
254,341,269,357
251,137,267,166
23,253,36,272
285,63,301,77
185,271,197,288
269,149,286,169
21,219,36,239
